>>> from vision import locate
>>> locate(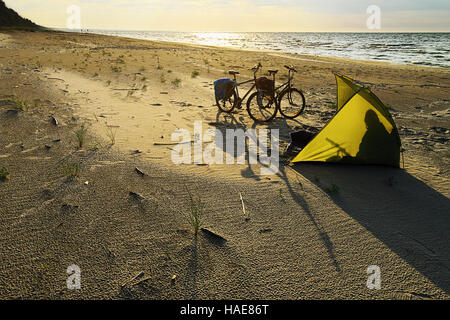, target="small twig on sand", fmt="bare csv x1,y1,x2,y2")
121,271,144,287
135,167,146,177
129,191,145,201
153,141,193,146
50,116,58,126
240,192,249,221
47,77,65,82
